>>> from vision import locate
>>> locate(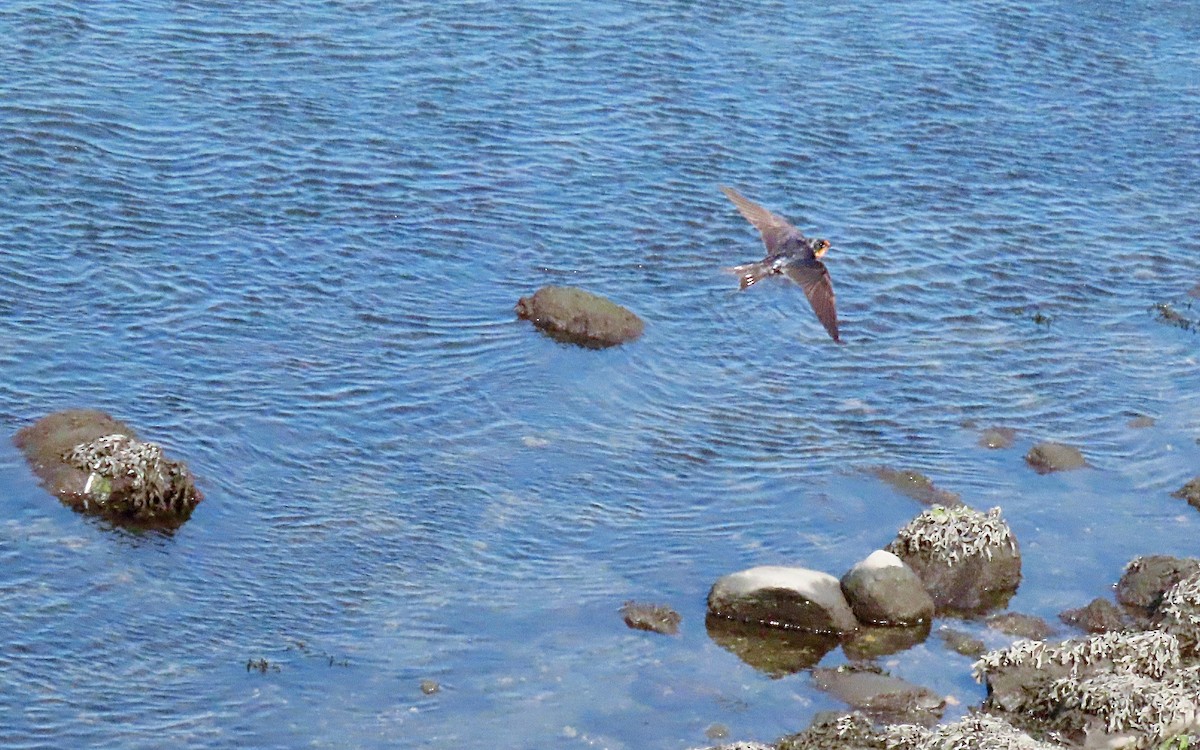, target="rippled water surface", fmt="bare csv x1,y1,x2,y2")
2,1,1199,747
